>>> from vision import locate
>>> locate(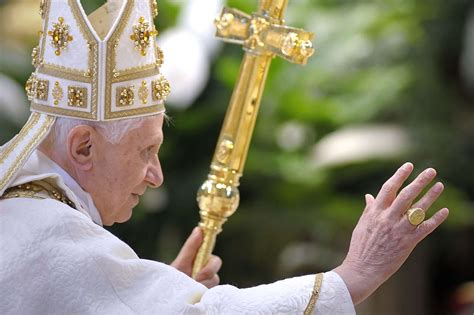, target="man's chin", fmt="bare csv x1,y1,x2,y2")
102,207,134,226
116,208,134,224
